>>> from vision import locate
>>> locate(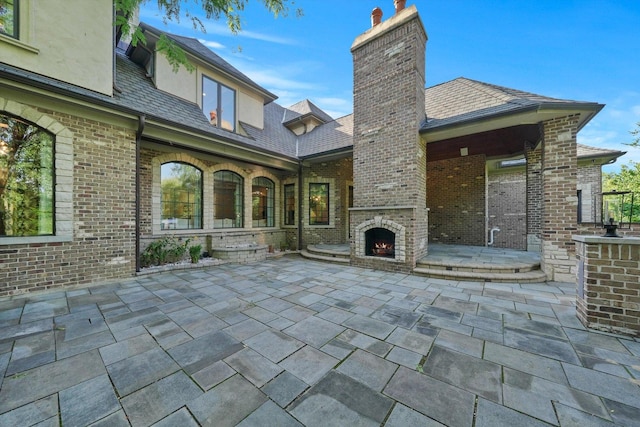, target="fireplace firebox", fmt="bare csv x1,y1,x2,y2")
365,228,395,258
